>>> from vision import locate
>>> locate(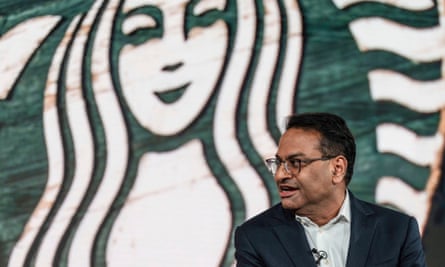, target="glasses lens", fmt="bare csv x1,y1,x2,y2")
286,158,300,174
265,158,278,174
